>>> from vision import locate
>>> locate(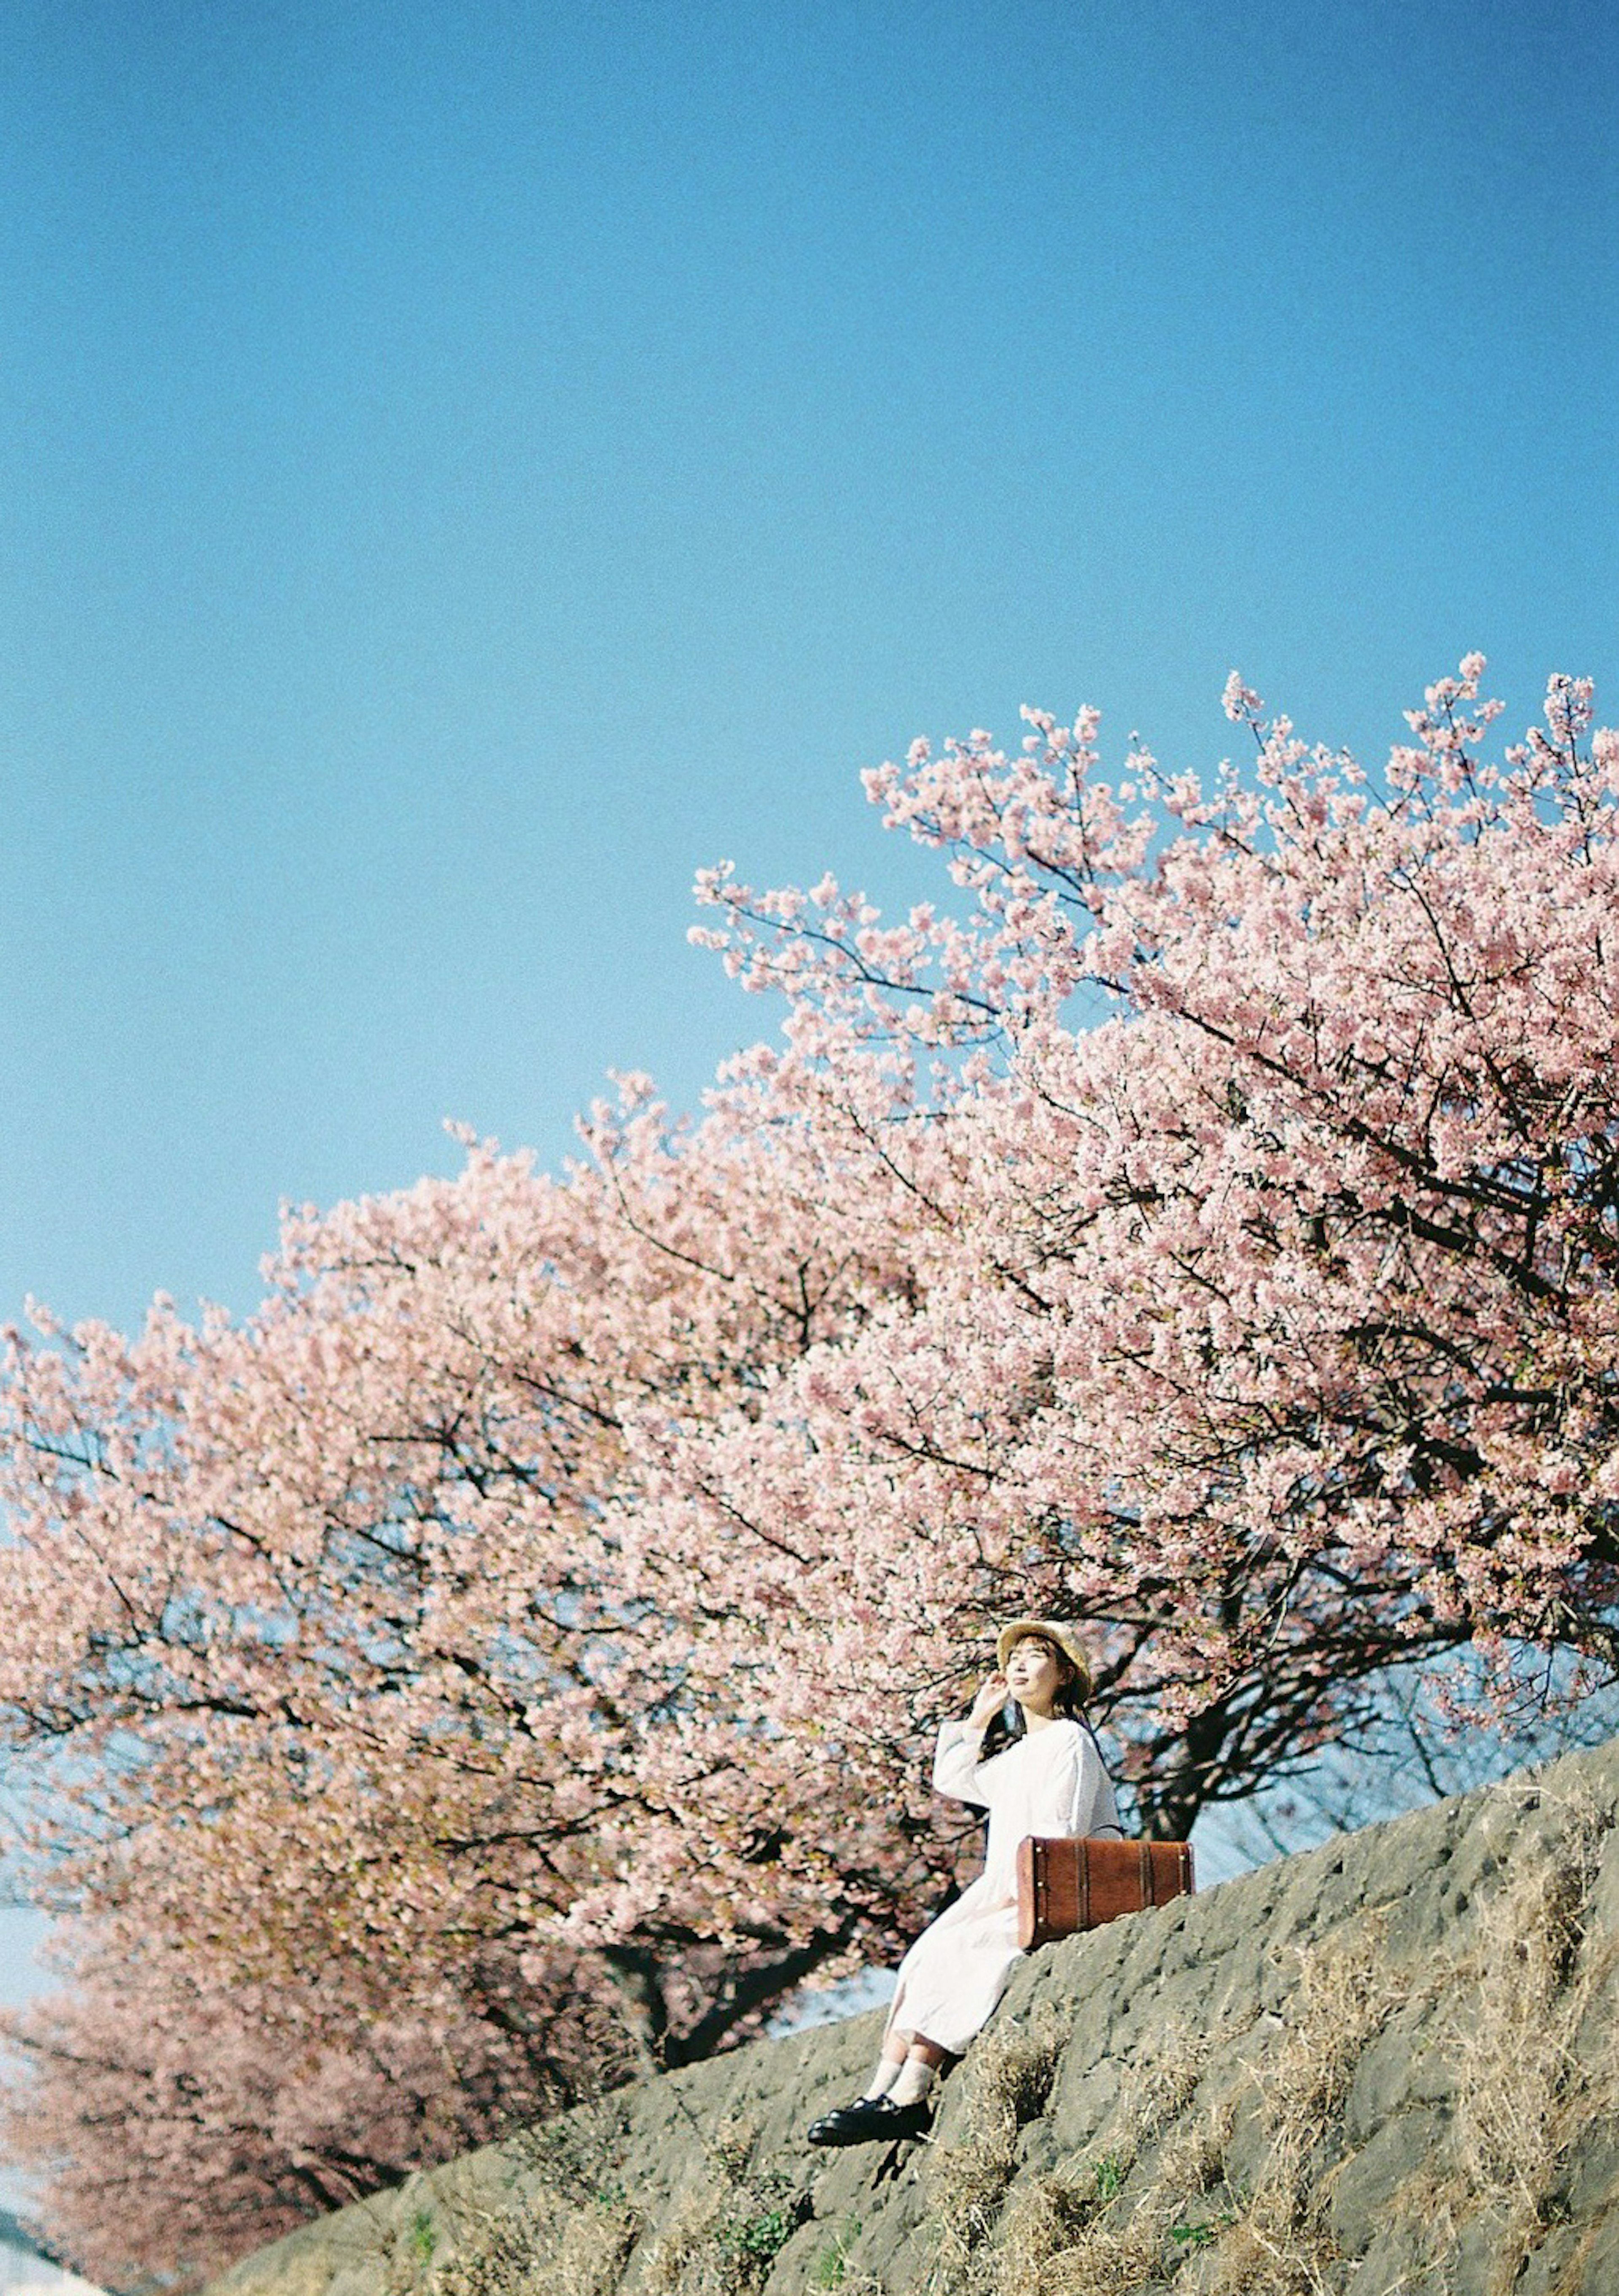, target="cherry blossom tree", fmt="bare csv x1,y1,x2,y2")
0,1916,589,2289
2,656,1616,2280
0,1097,938,2277
670,657,1619,1835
